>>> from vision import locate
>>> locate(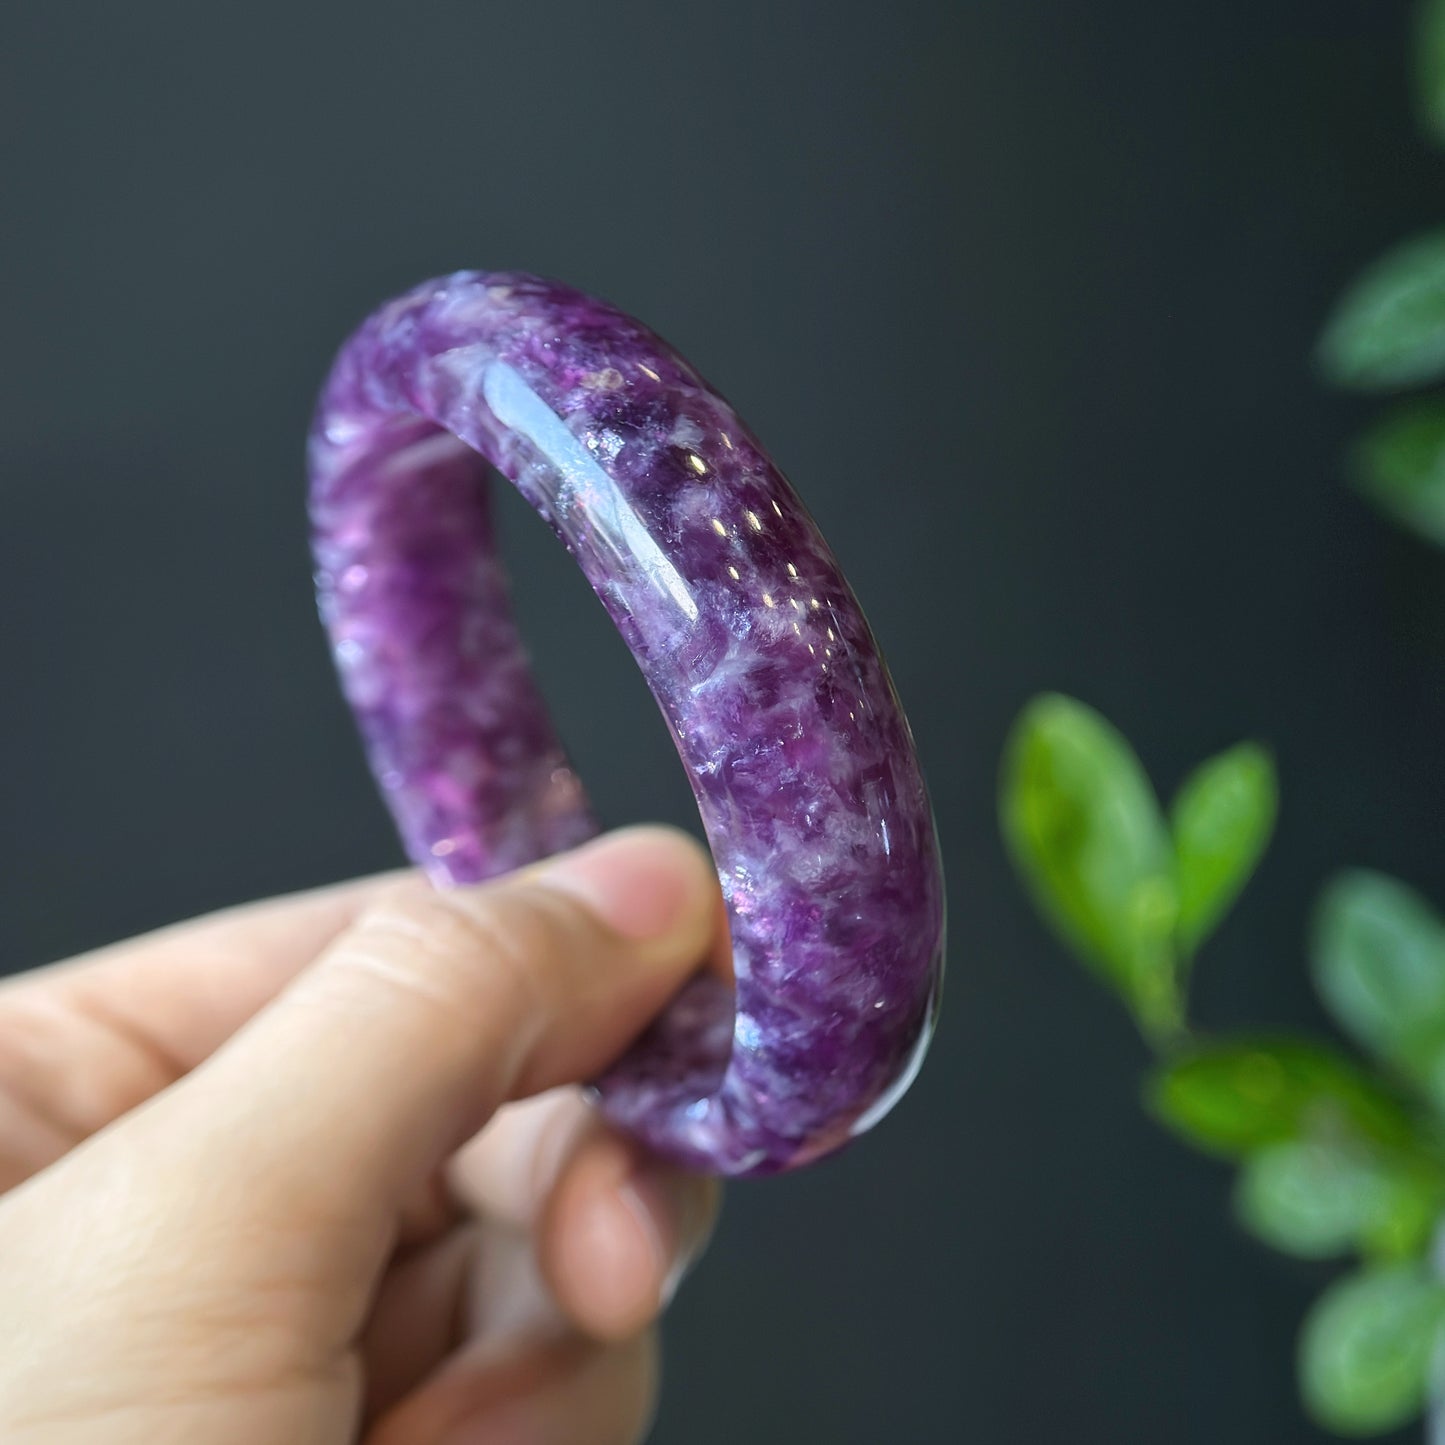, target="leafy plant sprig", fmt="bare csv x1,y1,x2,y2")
1318,0,1445,545
1002,695,1445,1437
